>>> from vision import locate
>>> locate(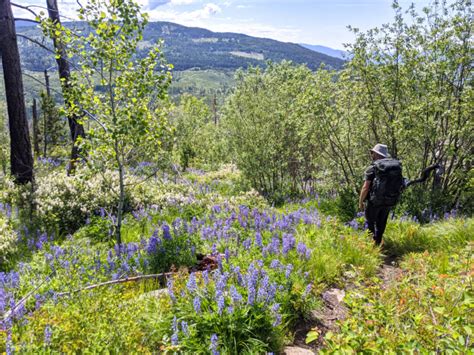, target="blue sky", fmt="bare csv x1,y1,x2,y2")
16,0,436,48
